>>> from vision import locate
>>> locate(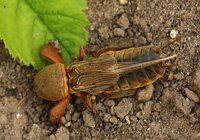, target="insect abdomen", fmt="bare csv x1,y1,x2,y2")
102,45,165,92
